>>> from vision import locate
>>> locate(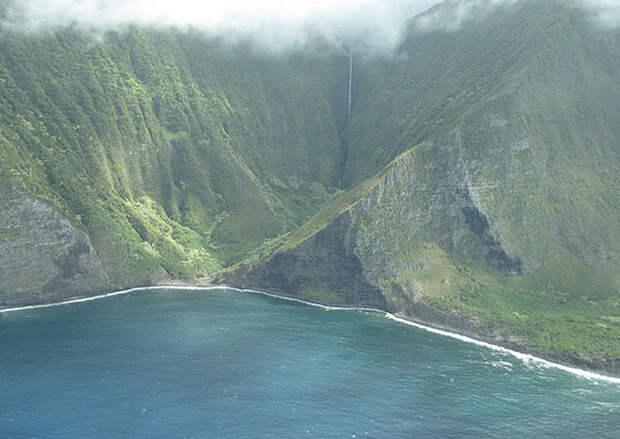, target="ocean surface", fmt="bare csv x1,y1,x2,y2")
1,288,618,438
